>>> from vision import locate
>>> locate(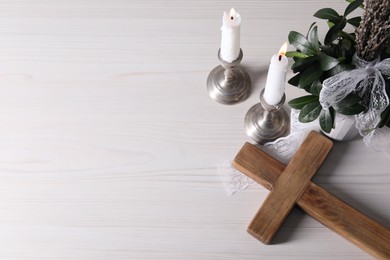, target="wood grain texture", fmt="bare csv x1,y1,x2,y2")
233,142,390,259
248,132,333,244
0,0,387,259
